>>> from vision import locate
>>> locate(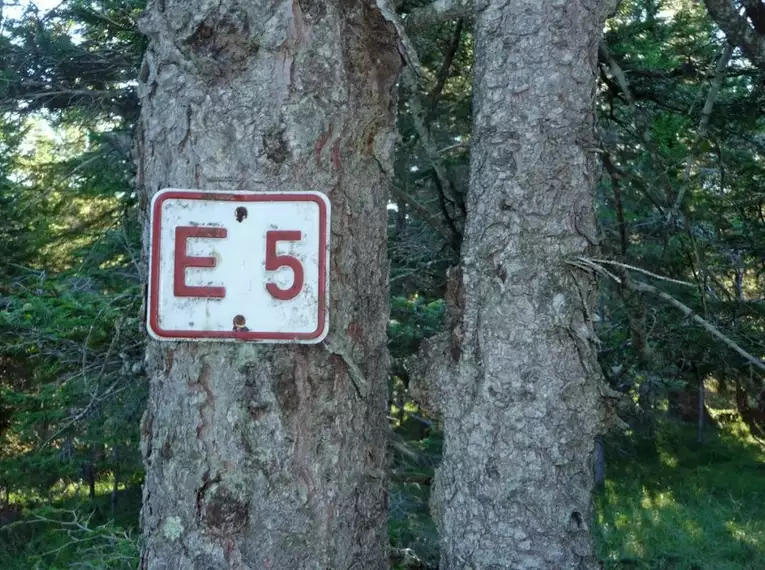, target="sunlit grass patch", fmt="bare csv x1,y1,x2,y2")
595,419,765,569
